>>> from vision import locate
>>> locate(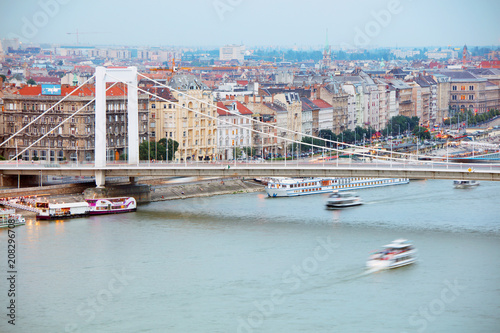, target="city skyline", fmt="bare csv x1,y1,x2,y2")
1,0,499,48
